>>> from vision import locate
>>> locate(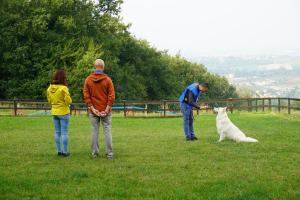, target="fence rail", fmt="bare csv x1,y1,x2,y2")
0,97,299,117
